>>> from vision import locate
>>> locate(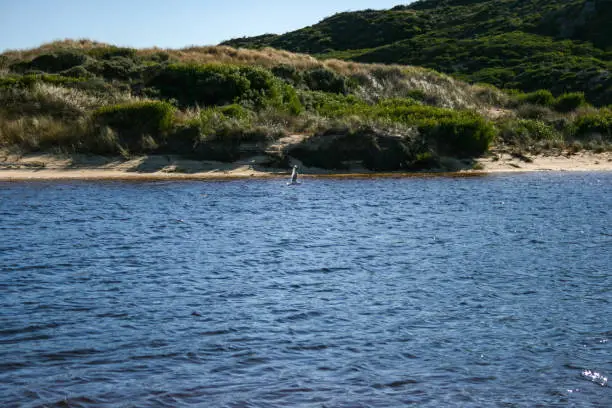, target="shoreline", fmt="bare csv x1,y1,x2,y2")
1,151,611,181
